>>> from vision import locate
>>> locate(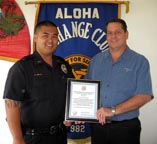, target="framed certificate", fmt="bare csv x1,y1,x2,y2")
65,78,100,122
